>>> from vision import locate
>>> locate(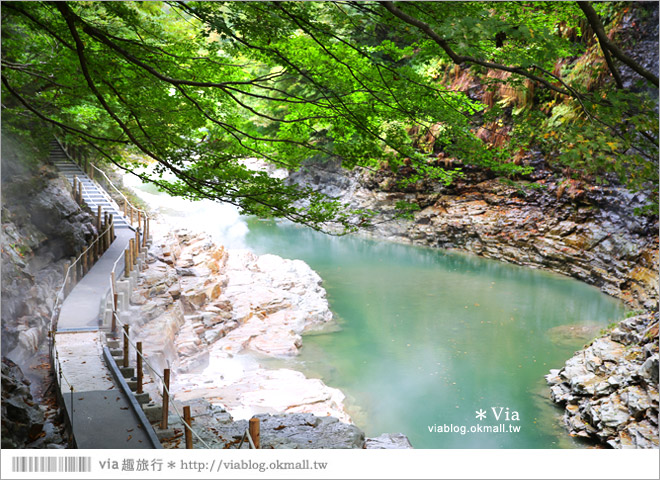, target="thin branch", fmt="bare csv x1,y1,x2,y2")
2,3,75,51
379,1,575,98
577,1,659,87
1,74,128,144
1,62,73,90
